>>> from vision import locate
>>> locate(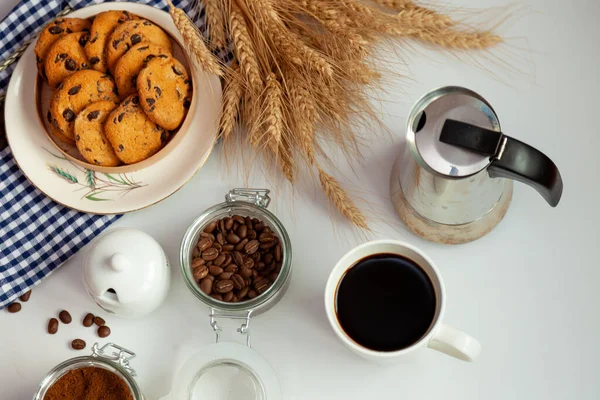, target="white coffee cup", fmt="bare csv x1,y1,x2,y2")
324,240,481,363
